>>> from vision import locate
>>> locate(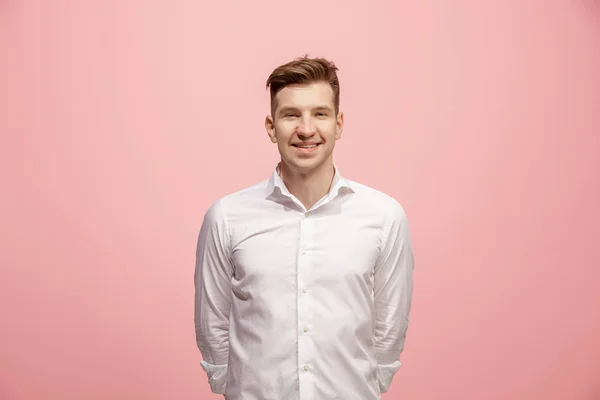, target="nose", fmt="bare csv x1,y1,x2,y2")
296,116,316,138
